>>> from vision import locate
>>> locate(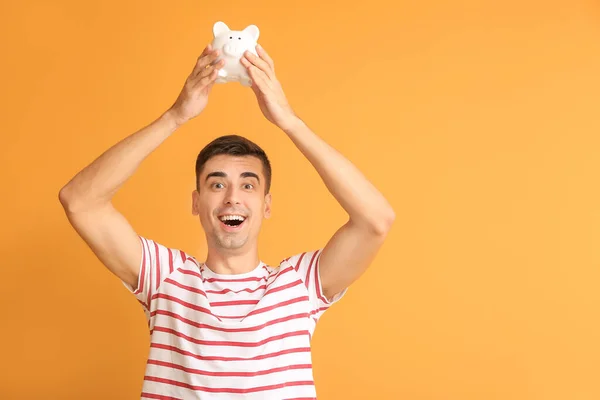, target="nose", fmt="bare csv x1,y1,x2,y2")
223,185,241,205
